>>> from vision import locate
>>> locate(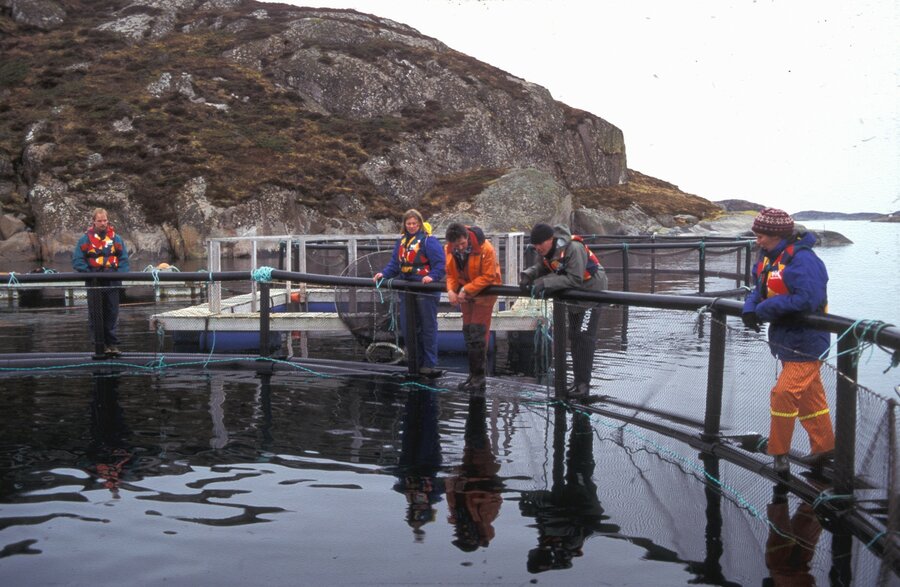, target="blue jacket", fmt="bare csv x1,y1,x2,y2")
380,229,446,283
743,231,829,362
